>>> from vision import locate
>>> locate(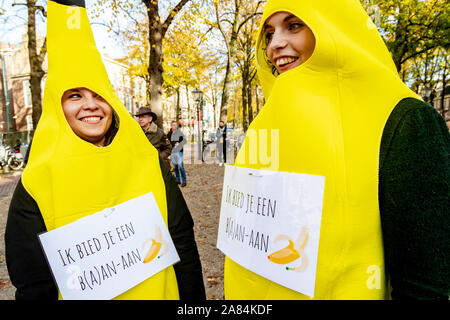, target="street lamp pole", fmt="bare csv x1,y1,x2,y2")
192,88,203,161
